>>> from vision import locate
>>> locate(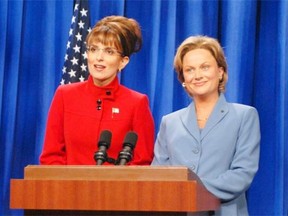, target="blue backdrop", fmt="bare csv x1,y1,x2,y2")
1,0,287,215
